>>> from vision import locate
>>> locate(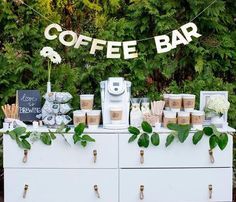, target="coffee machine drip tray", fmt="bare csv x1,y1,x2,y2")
103,124,129,130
